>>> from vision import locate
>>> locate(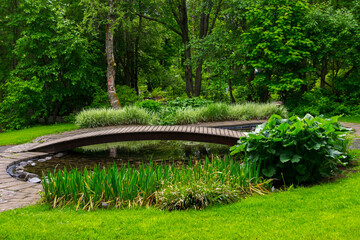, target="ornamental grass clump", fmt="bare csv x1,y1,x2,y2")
41,156,268,211
228,102,288,120
75,102,287,127
230,114,352,185
75,107,155,128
